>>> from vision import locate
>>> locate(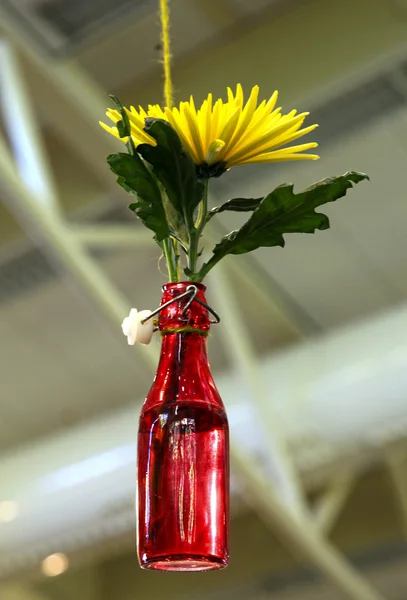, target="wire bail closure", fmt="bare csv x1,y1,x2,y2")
141,285,220,327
